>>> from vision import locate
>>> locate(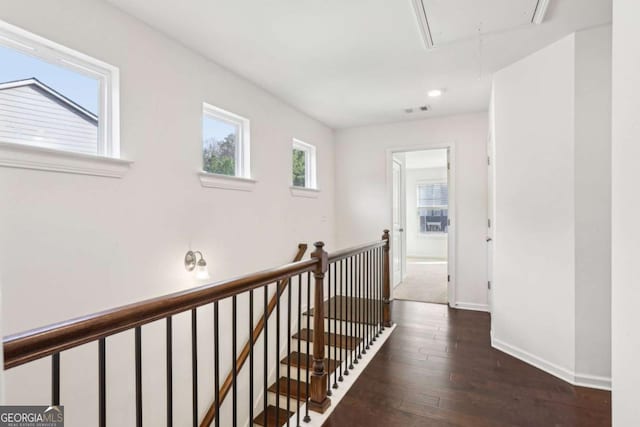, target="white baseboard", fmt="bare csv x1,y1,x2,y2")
452,302,490,312
491,337,611,391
